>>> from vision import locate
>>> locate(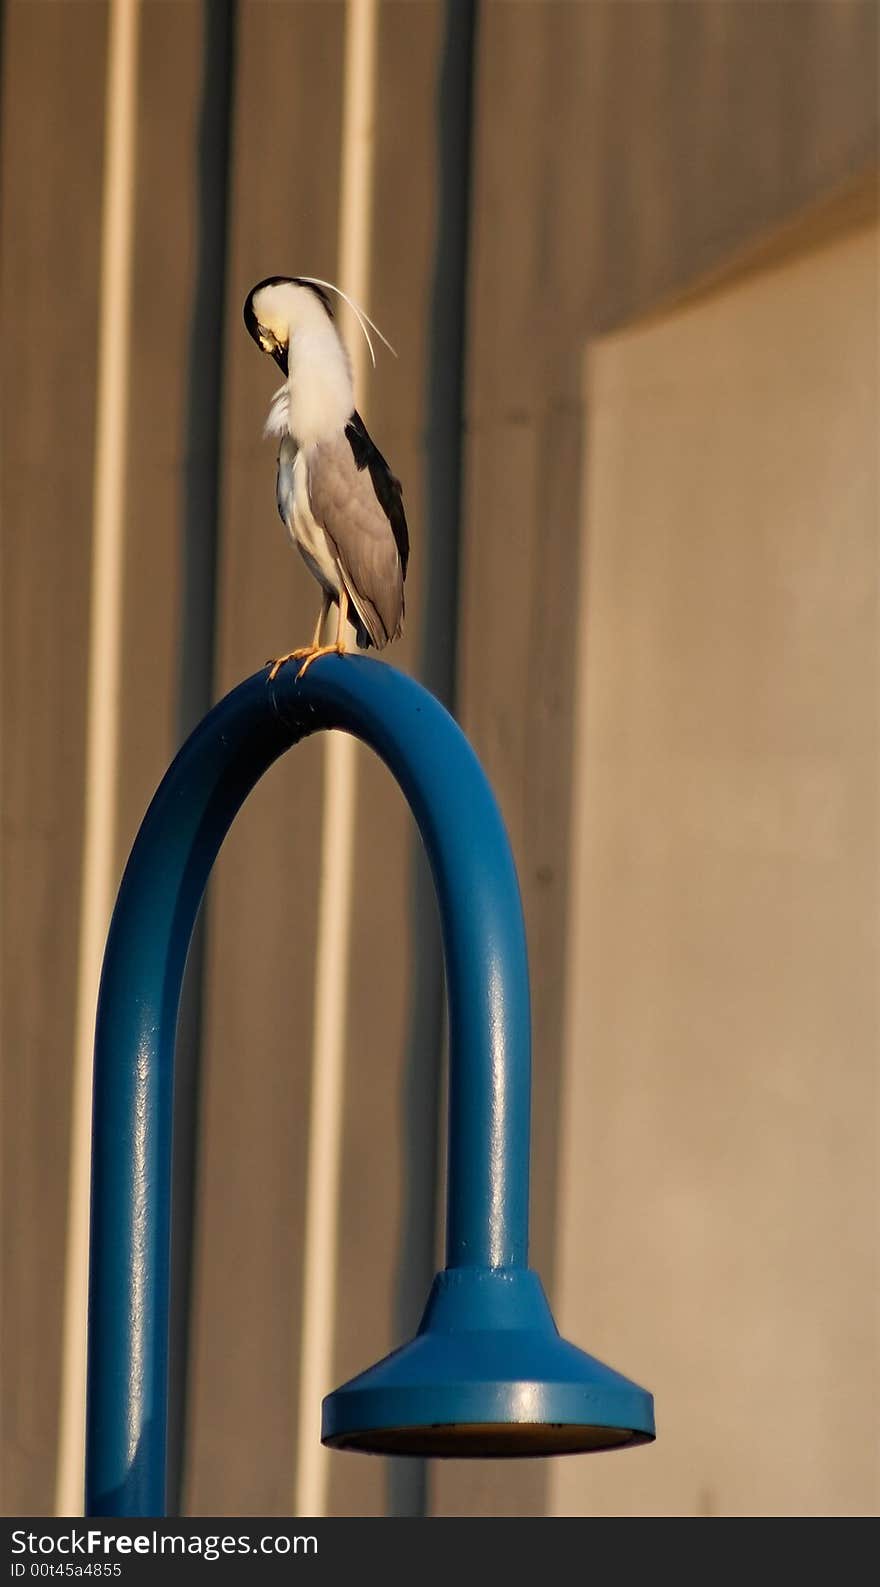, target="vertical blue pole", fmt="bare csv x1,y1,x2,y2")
86,658,531,1515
